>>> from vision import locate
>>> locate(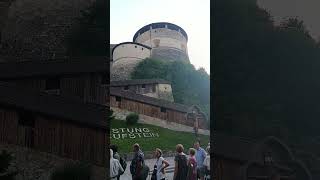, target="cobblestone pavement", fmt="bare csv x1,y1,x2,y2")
119,156,175,180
